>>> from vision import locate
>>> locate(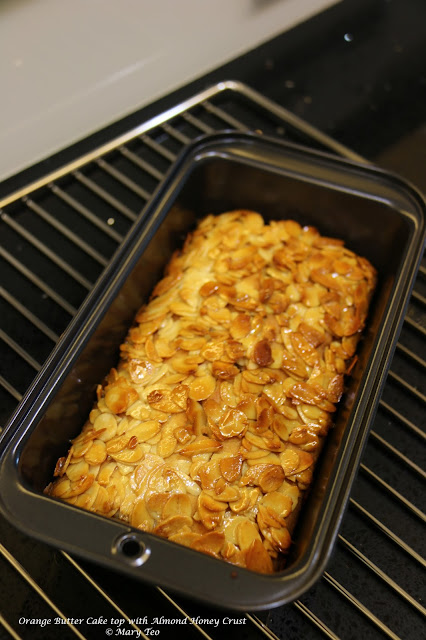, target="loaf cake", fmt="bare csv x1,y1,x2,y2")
46,210,377,573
